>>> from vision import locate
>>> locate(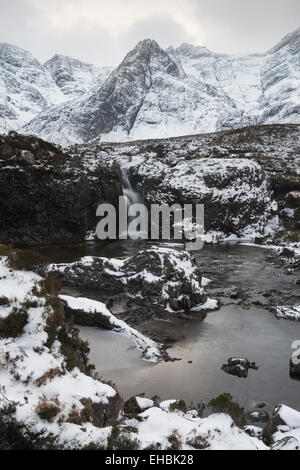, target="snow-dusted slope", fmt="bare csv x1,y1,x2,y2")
260,27,300,124
21,39,240,145
0,44,112,133
22,29,300,145
1,28,300,144
44,54,112,98
0,43,66,133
